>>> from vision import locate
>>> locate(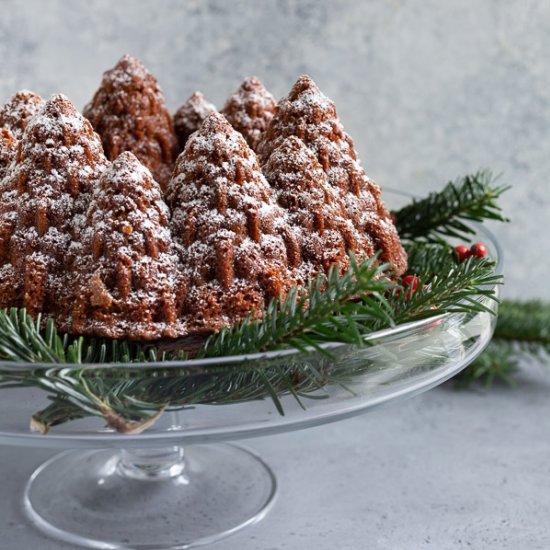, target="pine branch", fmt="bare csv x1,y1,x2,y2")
393,170,509,243
0,308,183,364
199,254,395,358
384,241,501,327
491,300,550,353
454,300,550,387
